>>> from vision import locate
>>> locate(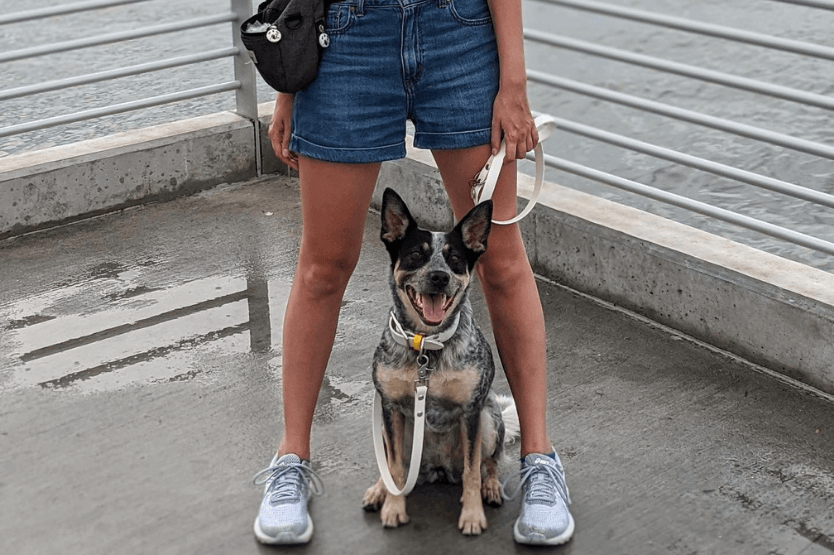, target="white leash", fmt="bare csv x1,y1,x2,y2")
371,312,458,496
372,387,426,496
470,115,558,225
